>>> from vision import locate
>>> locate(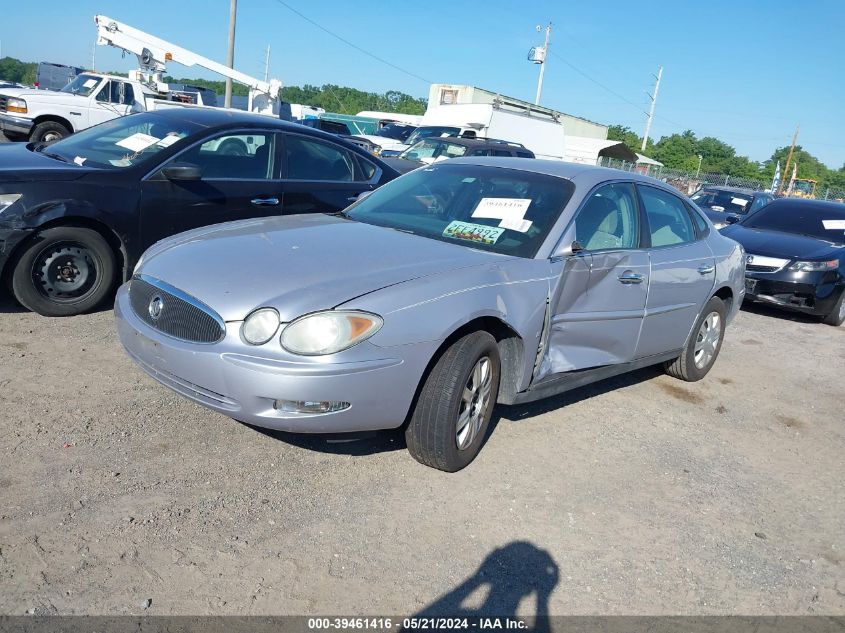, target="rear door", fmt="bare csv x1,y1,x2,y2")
278,132,382,214
139,130,283,248
635,184,716,358
542,182,649,375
